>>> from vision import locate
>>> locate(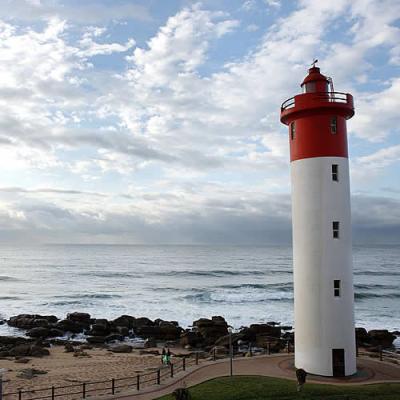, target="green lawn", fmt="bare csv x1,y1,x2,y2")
157,376,400,400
